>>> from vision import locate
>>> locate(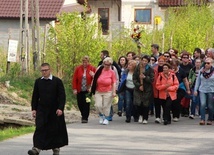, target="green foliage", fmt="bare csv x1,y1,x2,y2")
46,13,108,80
0,126,35,142
161,4,214,53
64,83,76,110
0,47,7,77
7,75,35,102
